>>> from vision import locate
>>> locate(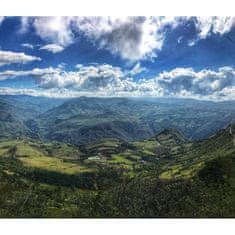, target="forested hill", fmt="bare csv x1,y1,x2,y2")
1,95,235,145
0,121,234,217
